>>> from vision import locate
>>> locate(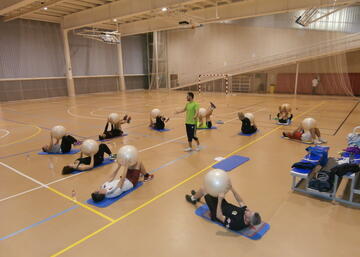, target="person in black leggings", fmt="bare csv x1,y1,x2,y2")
185,186,262,231
99,115,131,140
238,112,257,134
149,115,170,130
62,143,112,174
42,134,78,153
